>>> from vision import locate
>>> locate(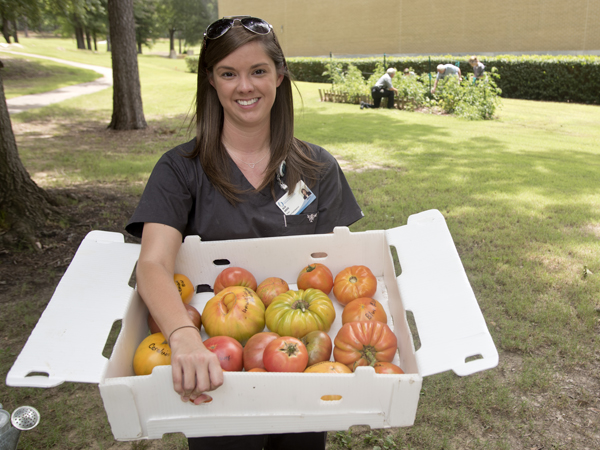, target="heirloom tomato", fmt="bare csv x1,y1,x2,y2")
341,297,387,325
265,289,336,338
214,267,258,294
133,332,171,376
256,277,289,307
373,362,404,374
263,336,309,372
242,331,280,371
174,273,194,303
333,321,398,371
202,286,265,344
300,330,332,367
304,361,352,373
148,303,201,334
333,265,378,305
203,336,243,371
297,263,334,294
